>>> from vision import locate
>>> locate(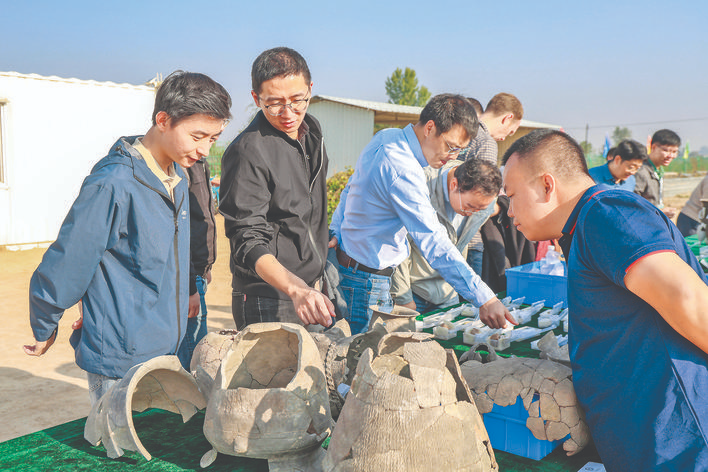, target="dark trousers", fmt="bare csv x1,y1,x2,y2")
231,292,302,330
677,212,701,237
